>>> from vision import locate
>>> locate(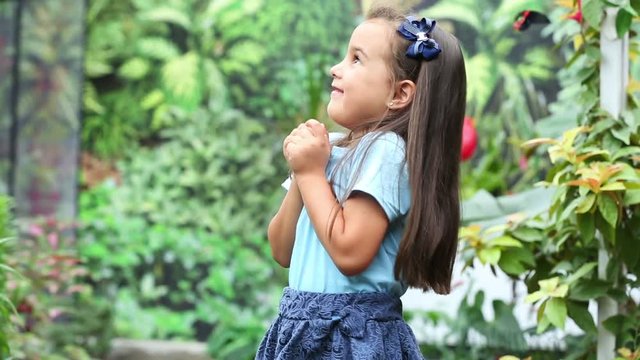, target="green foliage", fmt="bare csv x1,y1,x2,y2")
462,1,640,356
0,196,14,358
220,0,355,127
77,103,286,357
83,0,355,159
107,103,284,239
423,0,559,196
410,290,567,359
84,0,229,158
